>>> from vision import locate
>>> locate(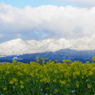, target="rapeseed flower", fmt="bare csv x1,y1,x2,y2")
87,84,92,88
0,57,95,94
76,81,79,88
20,85,24,89
54,89,58,92
3,87,7,91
